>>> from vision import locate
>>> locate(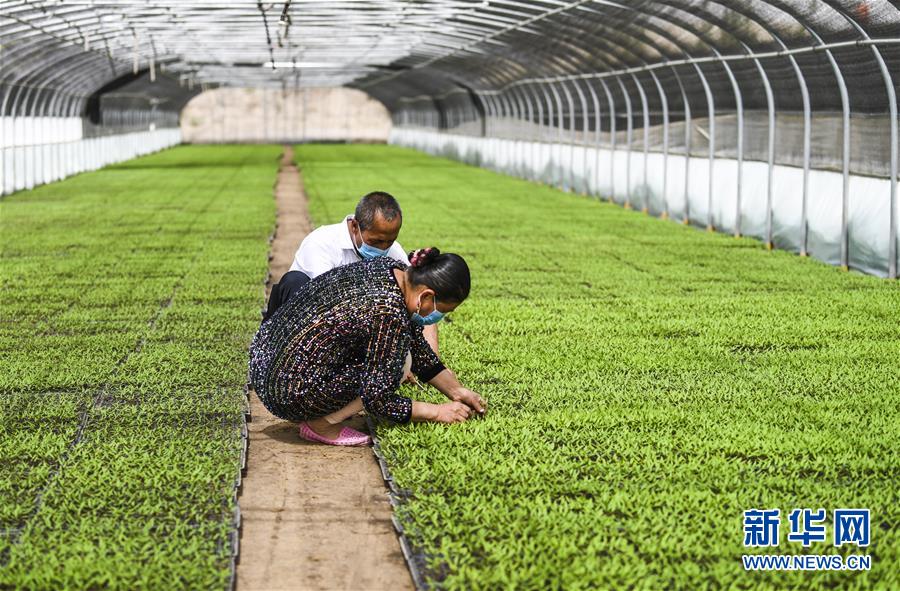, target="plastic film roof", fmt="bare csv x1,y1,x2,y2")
2,1,900,116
